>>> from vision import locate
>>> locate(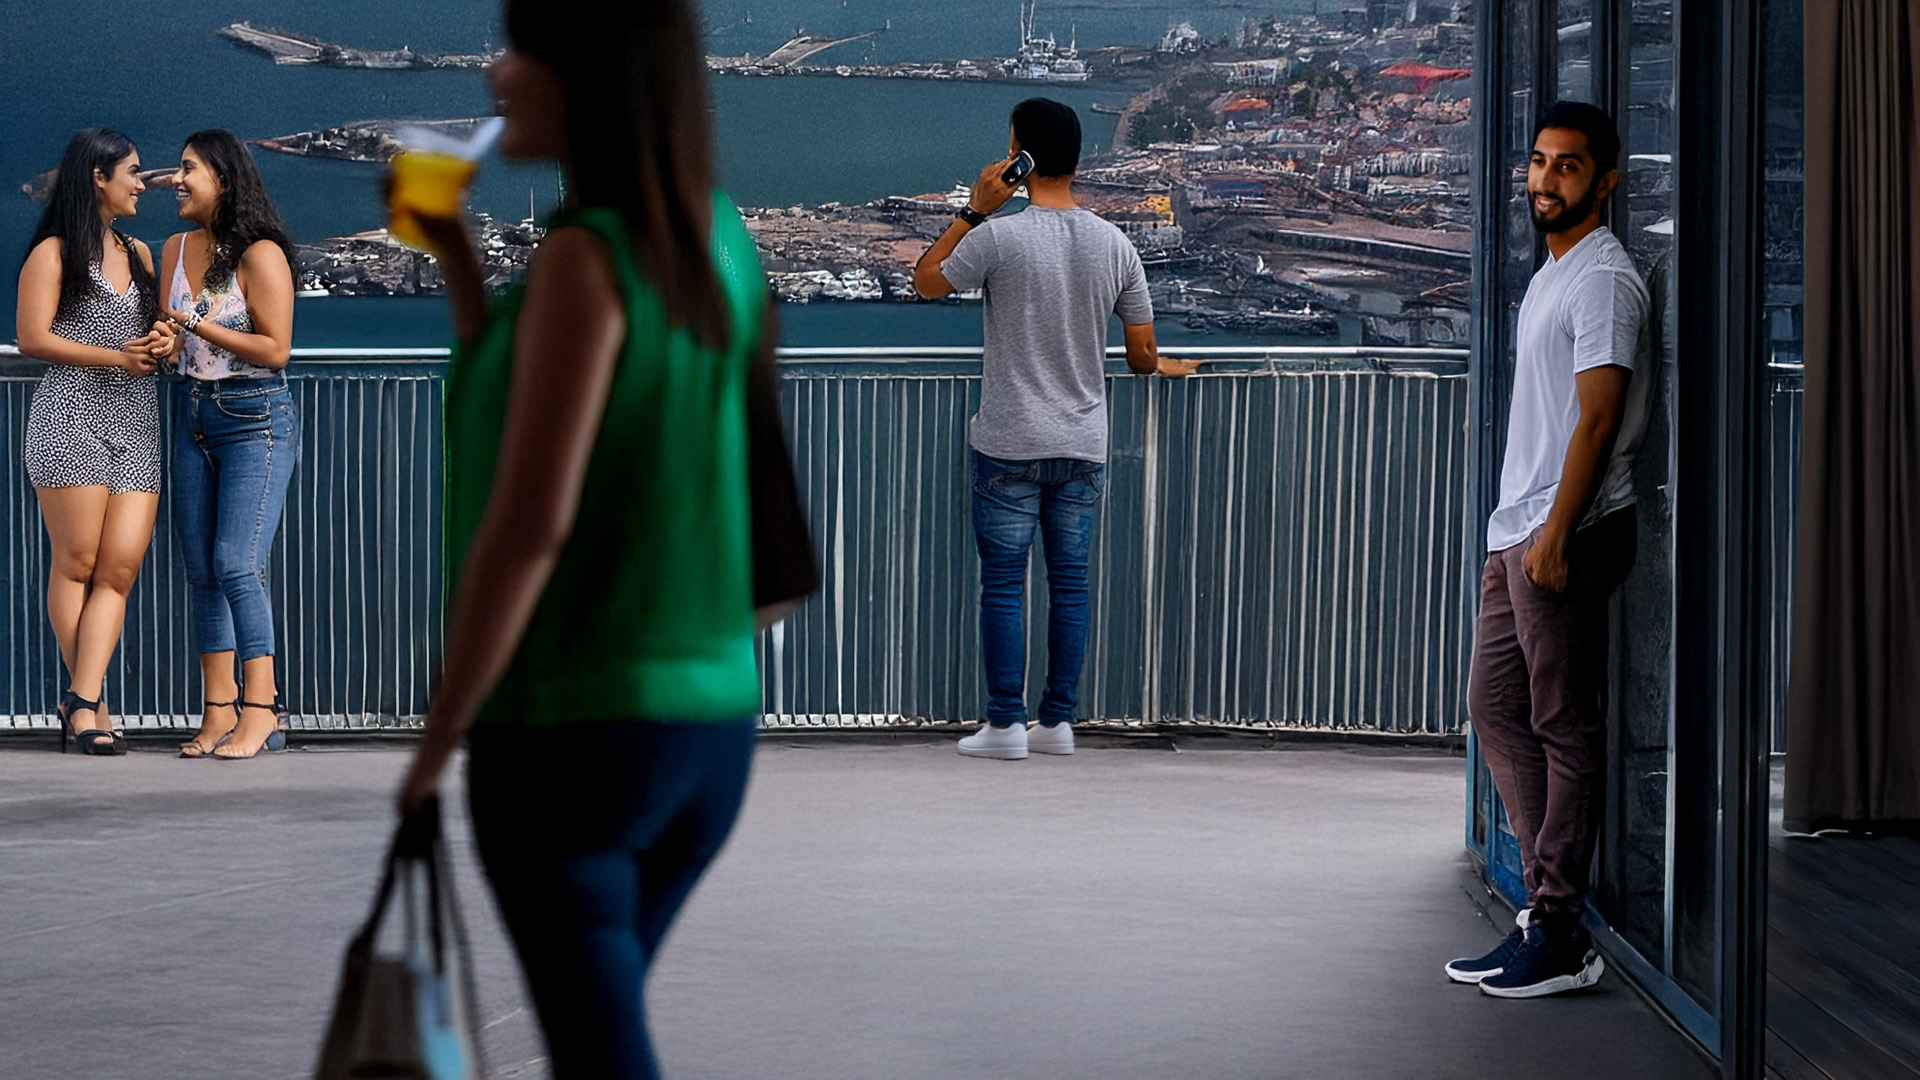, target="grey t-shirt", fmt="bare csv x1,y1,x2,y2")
941,205,1154,462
